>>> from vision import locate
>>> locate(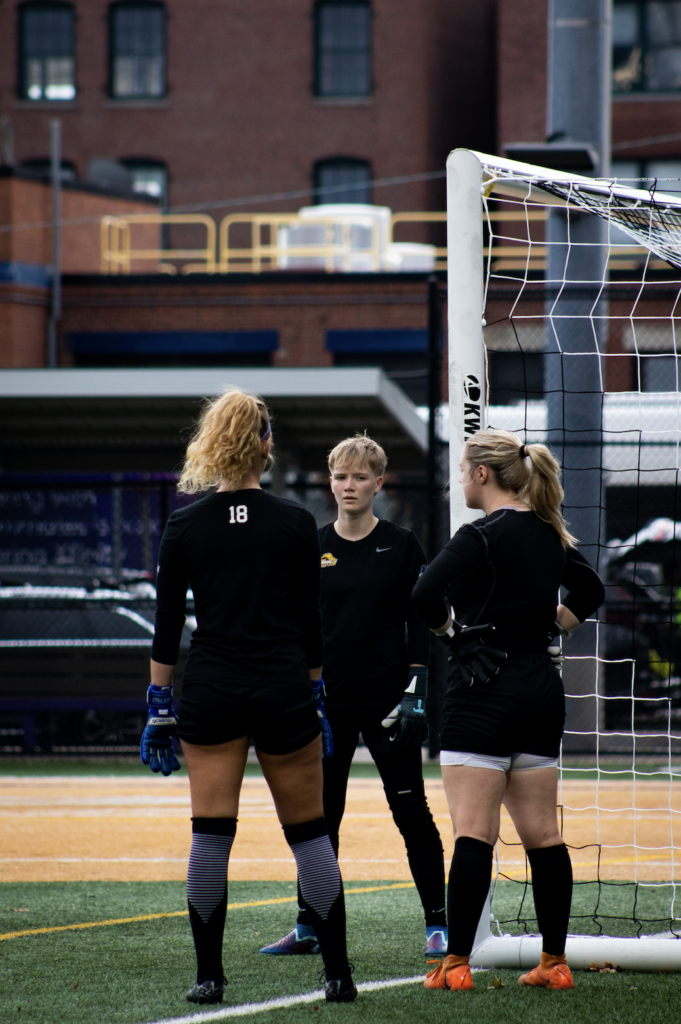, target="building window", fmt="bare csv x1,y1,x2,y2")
314,1,372,97
314,158,372,204
120,159,168,205
18,2,76,101
613,1,681,92
110,2,166,99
